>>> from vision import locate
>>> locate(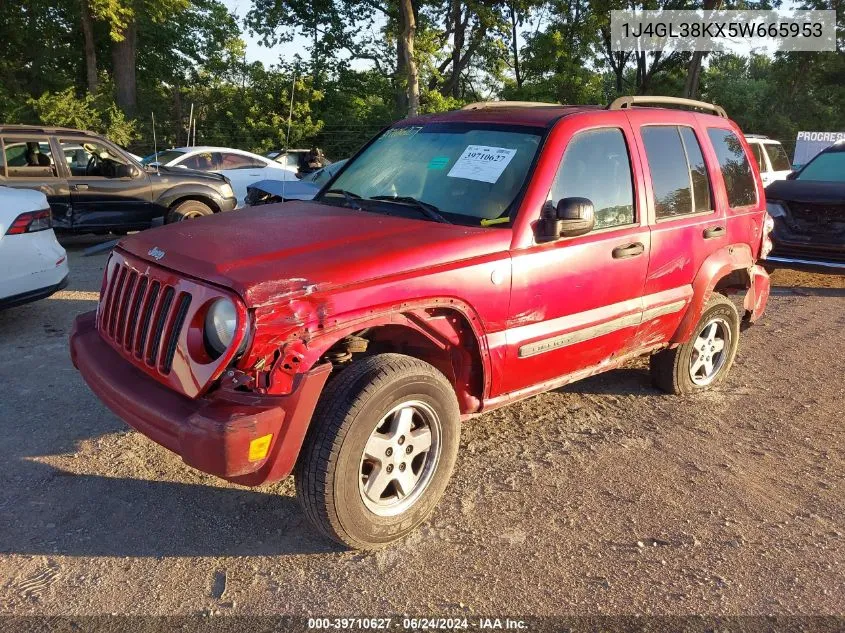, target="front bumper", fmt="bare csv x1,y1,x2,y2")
769,221,845,270
220,196,238,212
70,311,331,485
765,255,845,271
